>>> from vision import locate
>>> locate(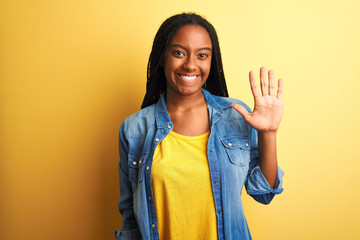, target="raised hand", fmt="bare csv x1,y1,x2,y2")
233,67,283,133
